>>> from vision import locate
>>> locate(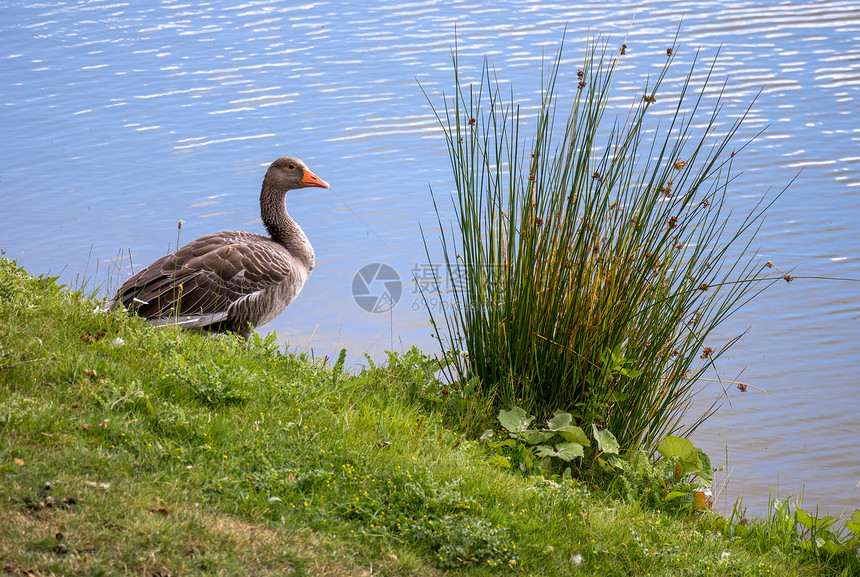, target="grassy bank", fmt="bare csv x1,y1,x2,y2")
1,257,856,576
